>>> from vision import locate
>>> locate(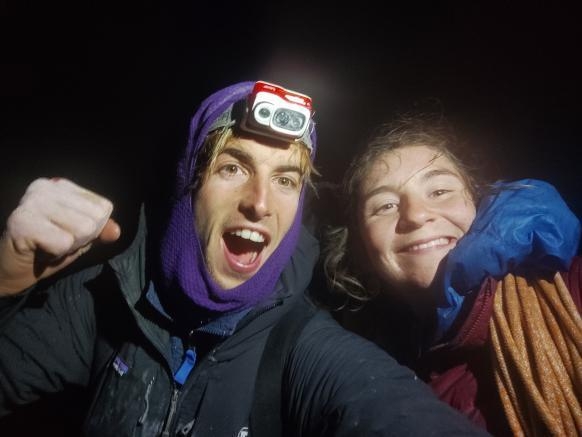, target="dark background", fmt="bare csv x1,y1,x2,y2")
0,2,580,432
1,2,580,249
